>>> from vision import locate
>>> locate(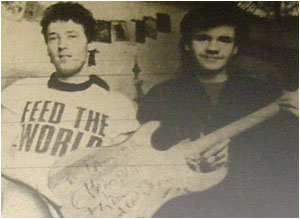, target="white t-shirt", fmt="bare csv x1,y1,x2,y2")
2,77,139,208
